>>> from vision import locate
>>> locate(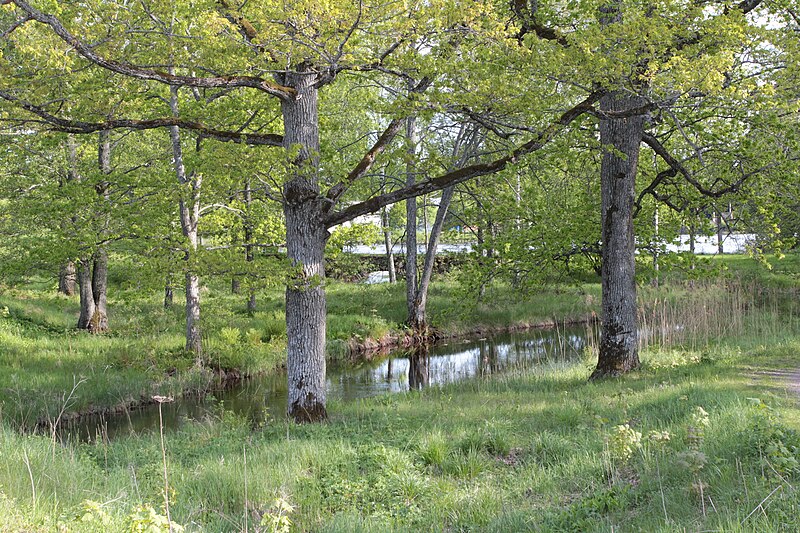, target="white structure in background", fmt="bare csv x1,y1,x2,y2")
348,234,757,257
663,233,756,254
